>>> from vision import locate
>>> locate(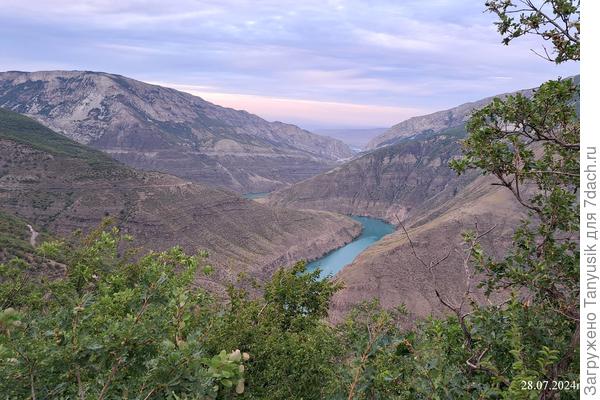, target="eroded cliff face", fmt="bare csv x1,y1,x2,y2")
0,70,352,193
266,126,478,223
328,176,525,325
0,109,361,293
